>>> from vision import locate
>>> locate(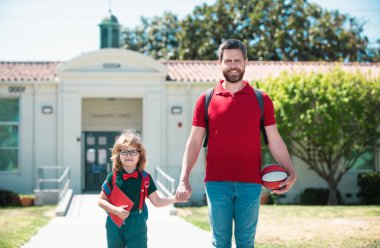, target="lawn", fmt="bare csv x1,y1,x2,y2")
177,205,380,248
0,205,55,248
